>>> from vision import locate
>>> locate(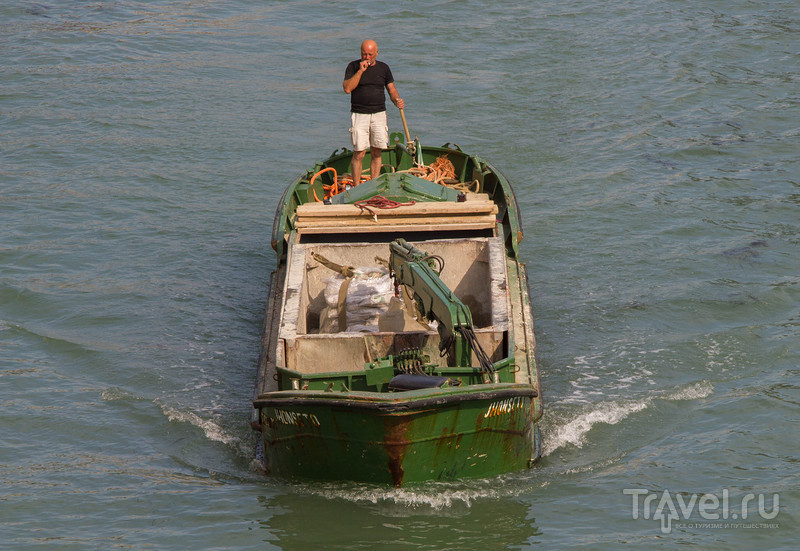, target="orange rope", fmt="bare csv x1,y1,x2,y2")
310,167,338,202
310,167,372,201
429,155,456,180
398,154,480,191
